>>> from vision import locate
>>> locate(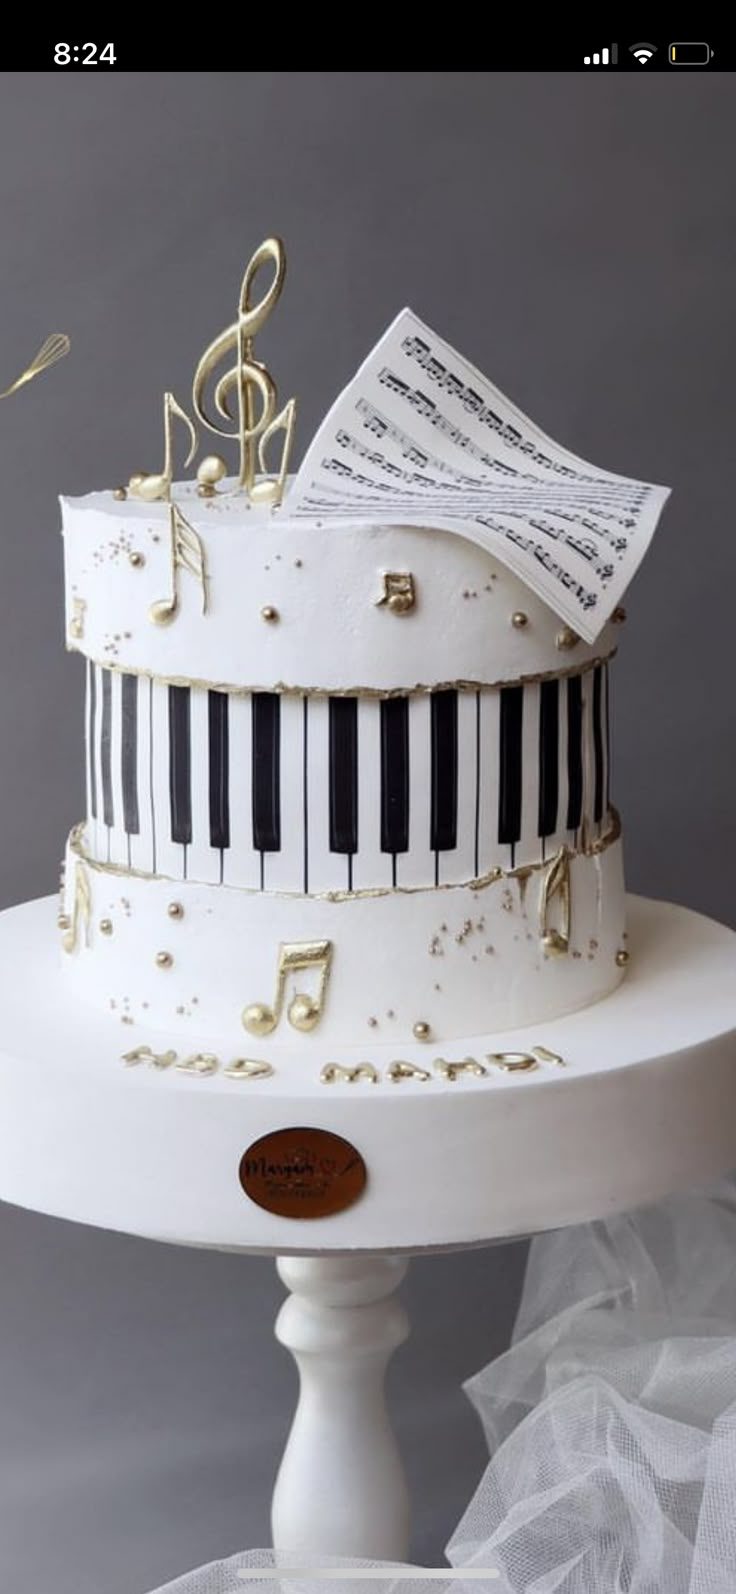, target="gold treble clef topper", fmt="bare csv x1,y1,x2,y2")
192,237,297,508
